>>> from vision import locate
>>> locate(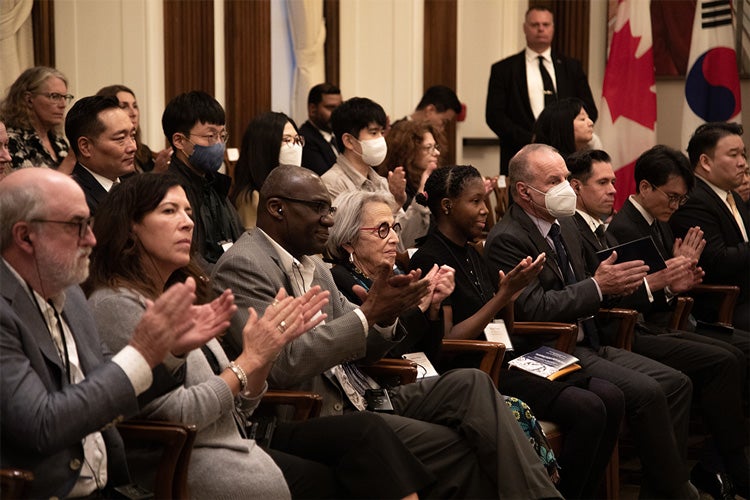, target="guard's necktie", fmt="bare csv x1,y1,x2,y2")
548,223,575,285
538,55,557,107
727,192,749,242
